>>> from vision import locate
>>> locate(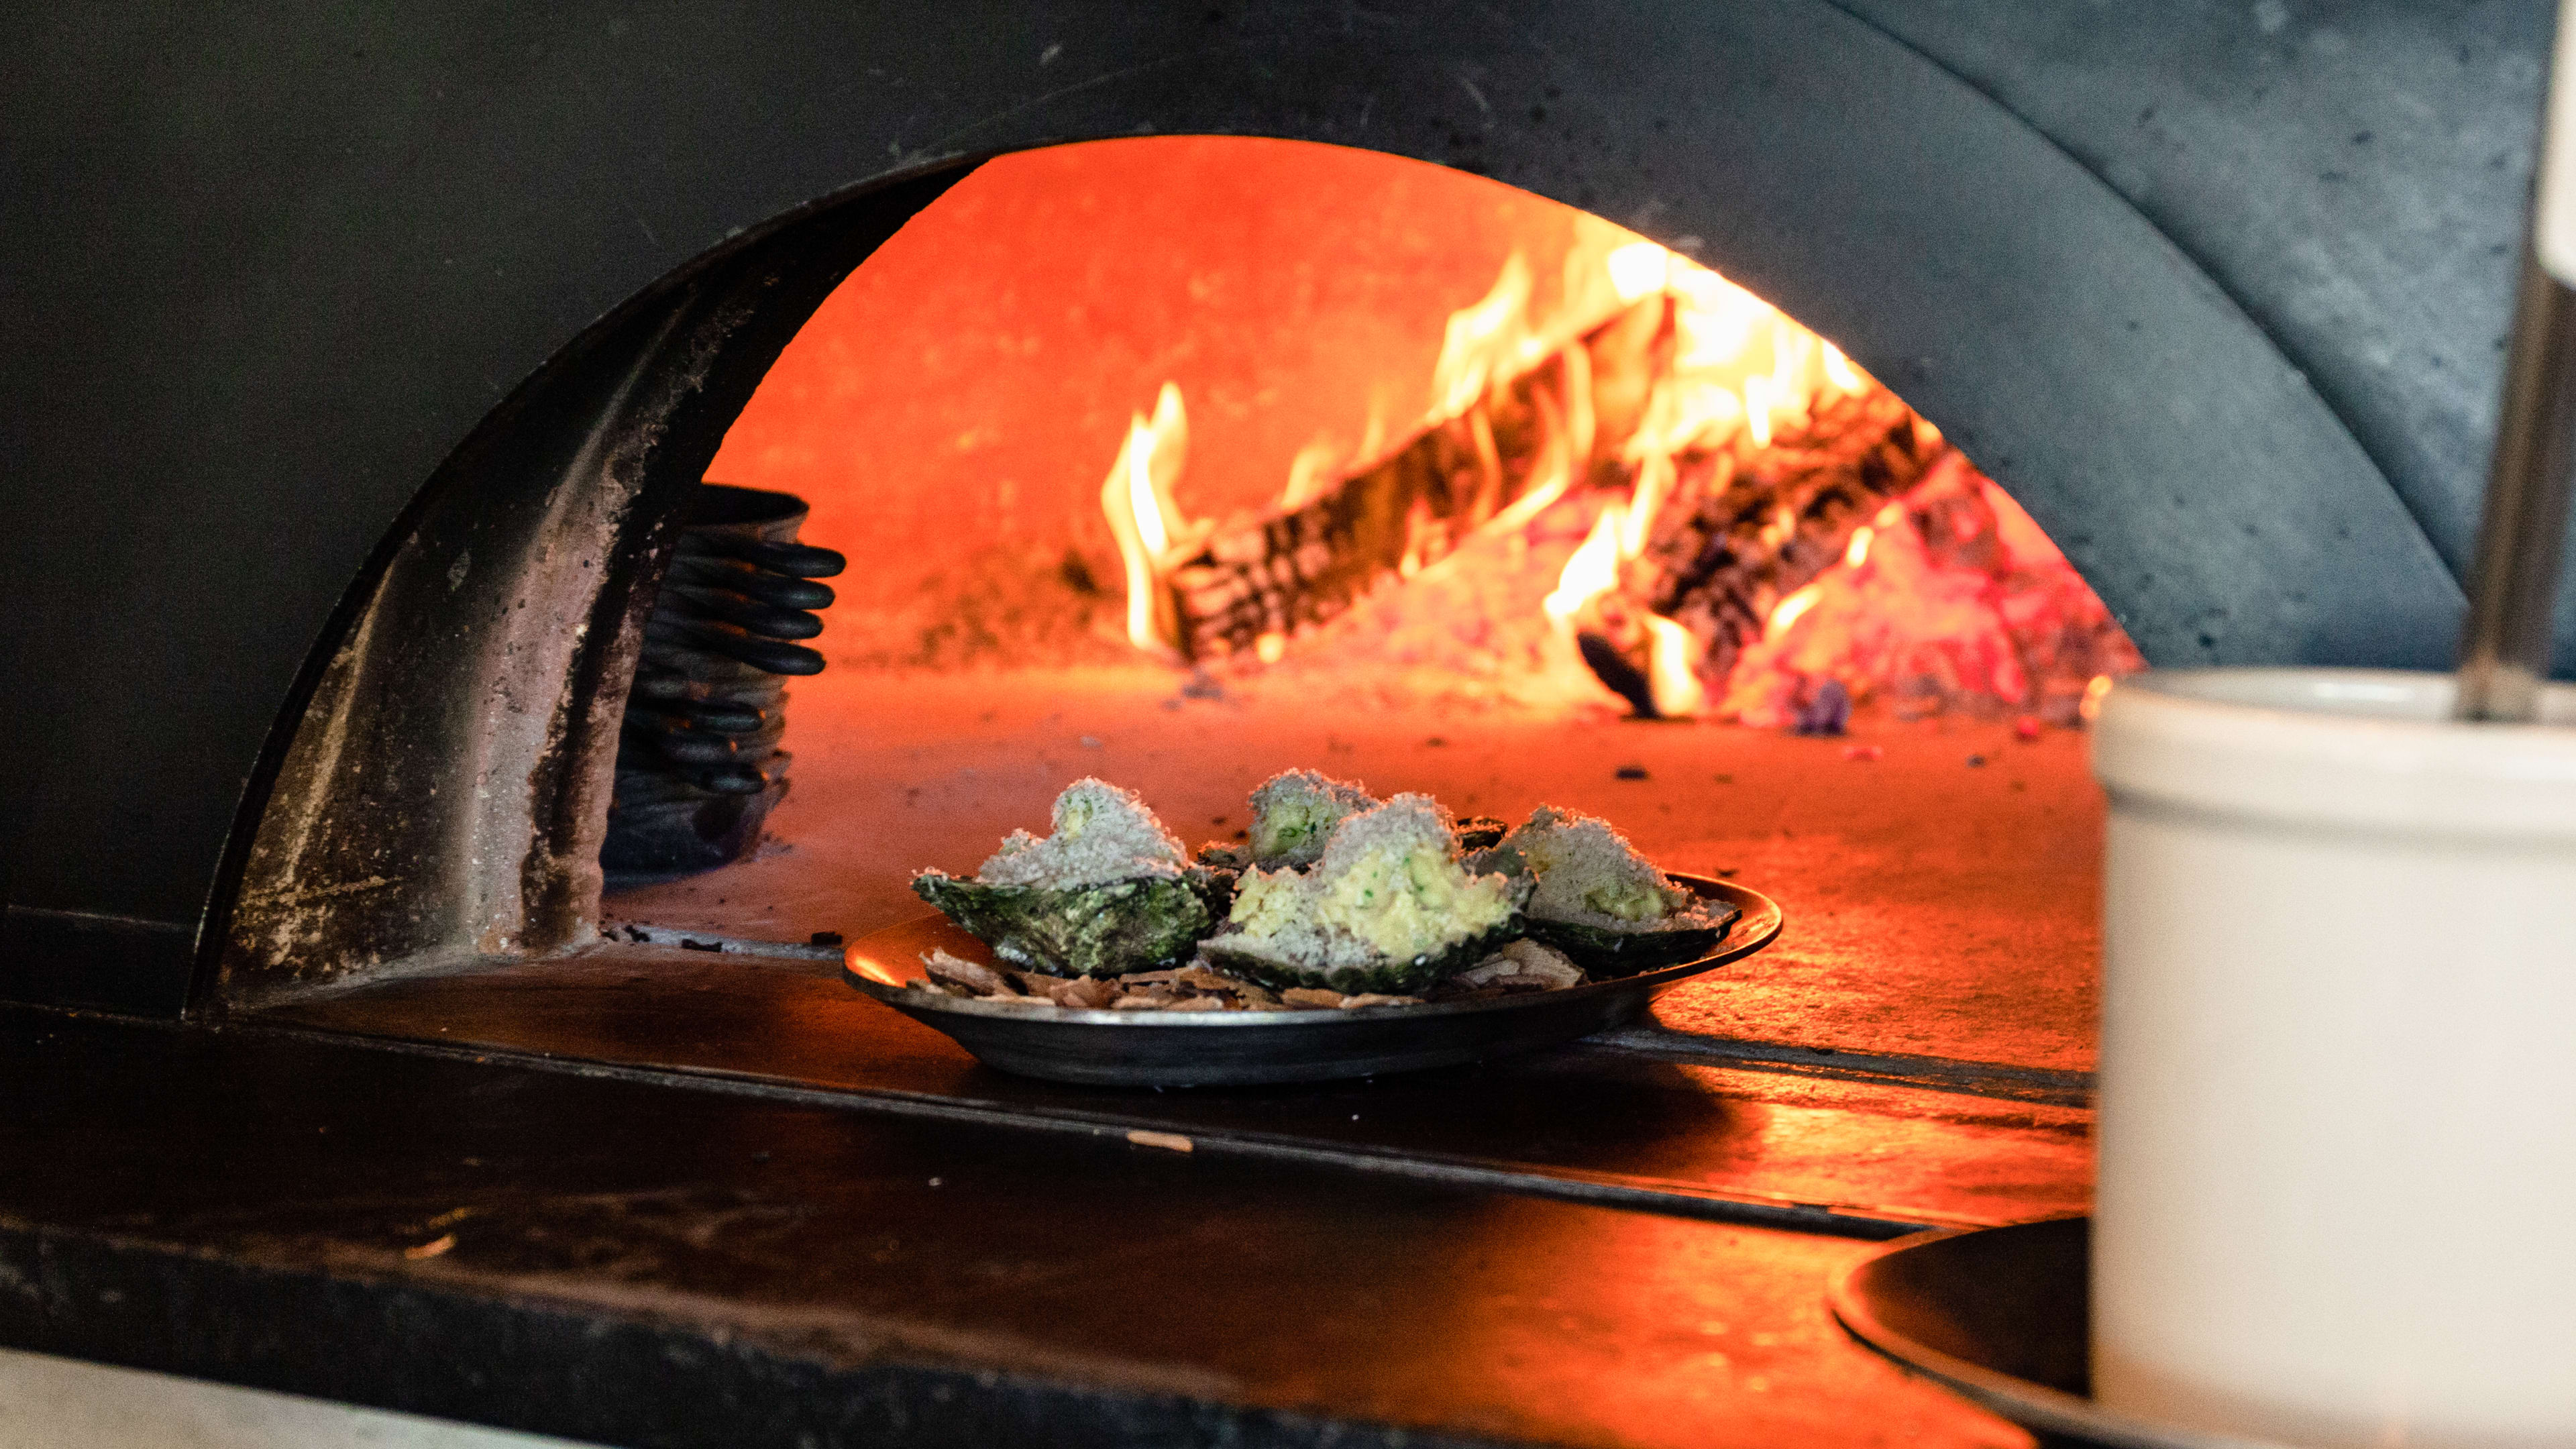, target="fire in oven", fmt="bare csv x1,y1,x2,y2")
214,138,2132,1079
3,7,2528,1447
